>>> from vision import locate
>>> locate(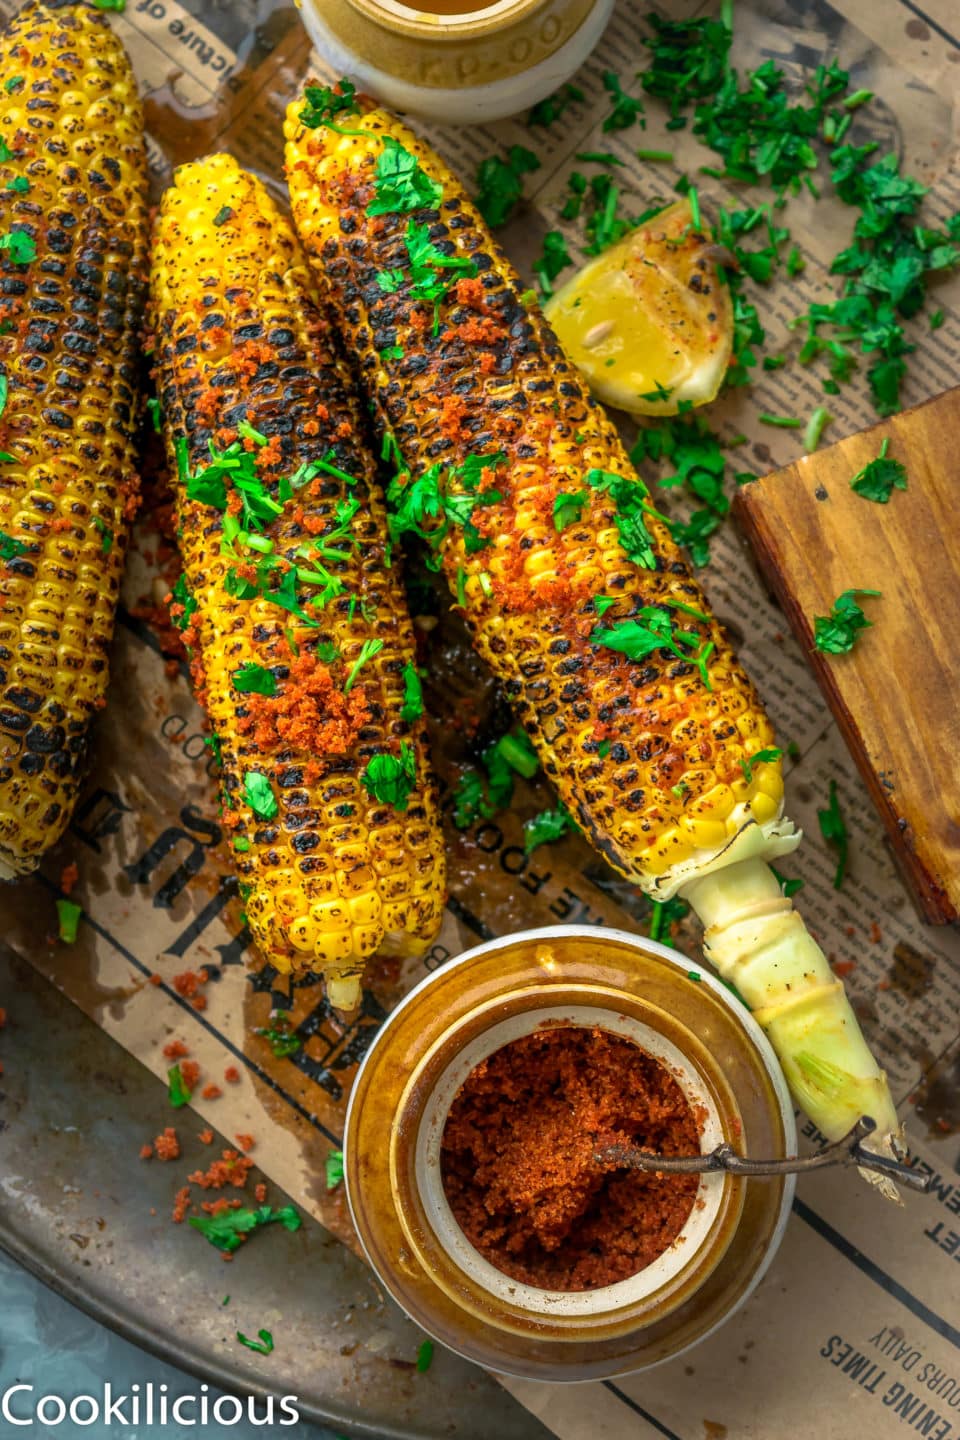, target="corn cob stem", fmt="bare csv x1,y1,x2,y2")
683,858,902,1196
